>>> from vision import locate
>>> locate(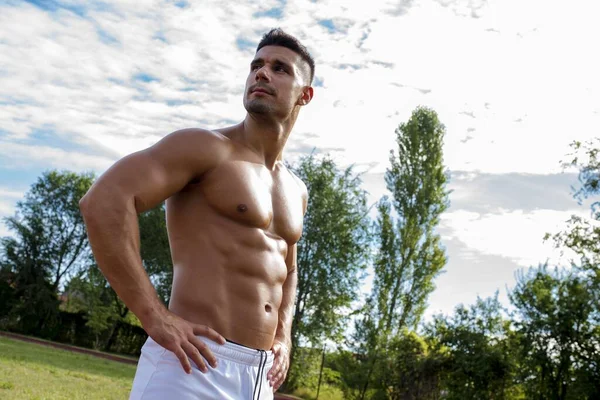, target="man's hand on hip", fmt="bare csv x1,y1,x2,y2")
143,309,226,374
267,341,290,392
